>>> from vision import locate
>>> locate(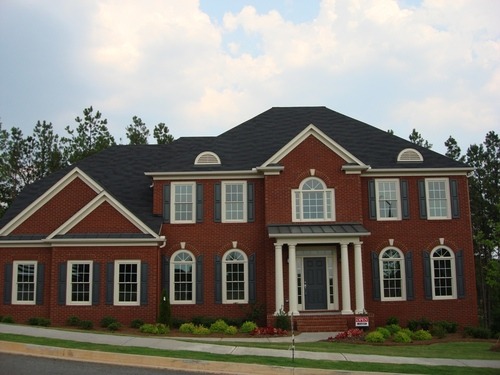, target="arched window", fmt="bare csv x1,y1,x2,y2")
431,247,456,299
292,177,335,222
379,248,405,300
222,249,248,303
170,250,195,304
